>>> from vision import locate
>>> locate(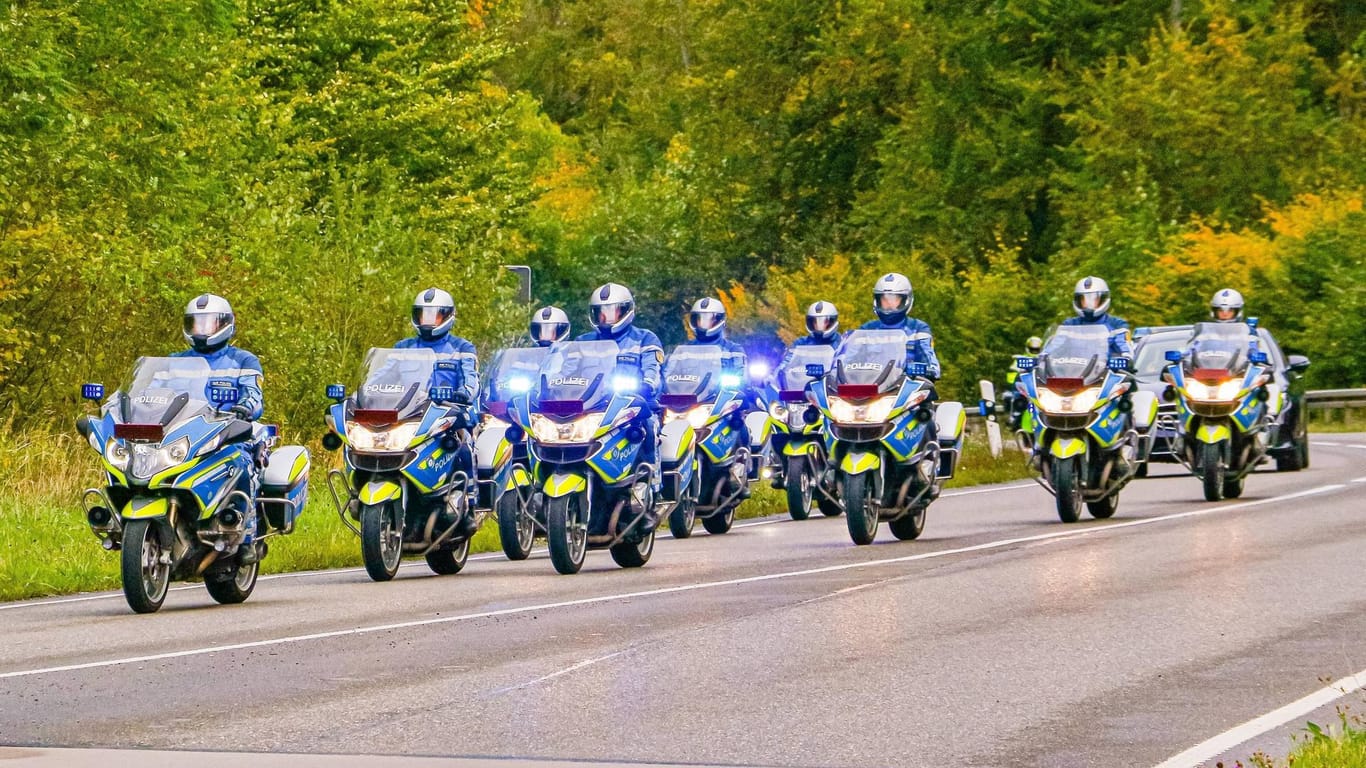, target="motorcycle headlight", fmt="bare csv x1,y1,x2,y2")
685,405,711,429
829,395,897,425
104,438,130,470
346,421,421,452
1037,386,1102,415
769,401,789,420
1186,379,1242,402
530,412,604,444
163,437,190,464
